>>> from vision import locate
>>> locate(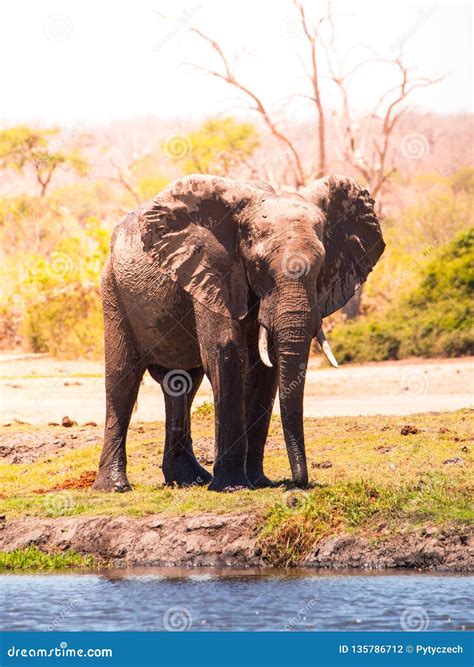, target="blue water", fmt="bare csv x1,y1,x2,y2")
0,569,471,632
